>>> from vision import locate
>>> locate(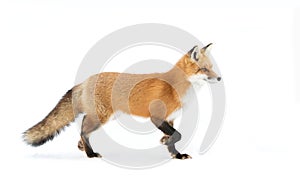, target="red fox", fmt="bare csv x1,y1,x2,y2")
23,44,221,160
